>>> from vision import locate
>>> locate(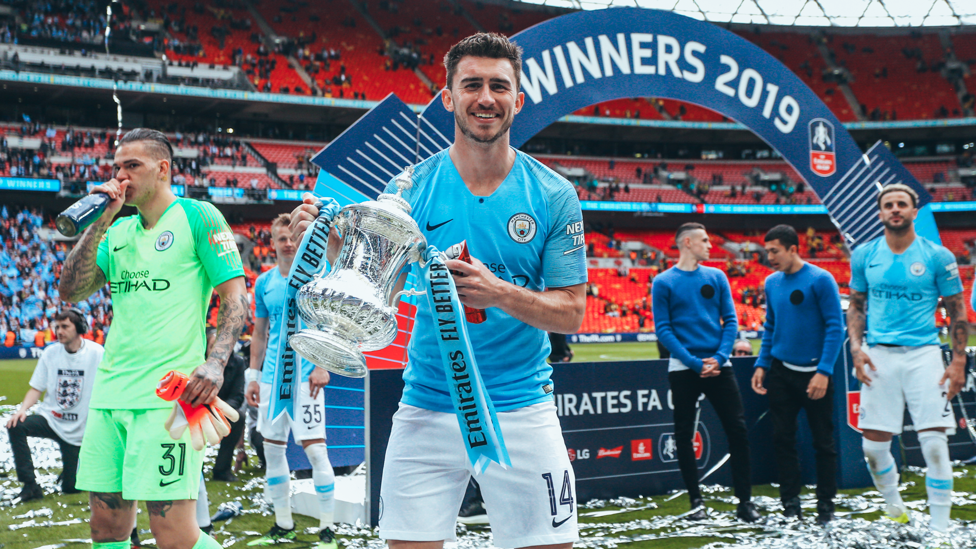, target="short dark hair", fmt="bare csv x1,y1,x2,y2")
55,308,88,335
877,183,918,209
118,128,174,164
675,222,706,246
764,224,799,251
444,33,522,90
